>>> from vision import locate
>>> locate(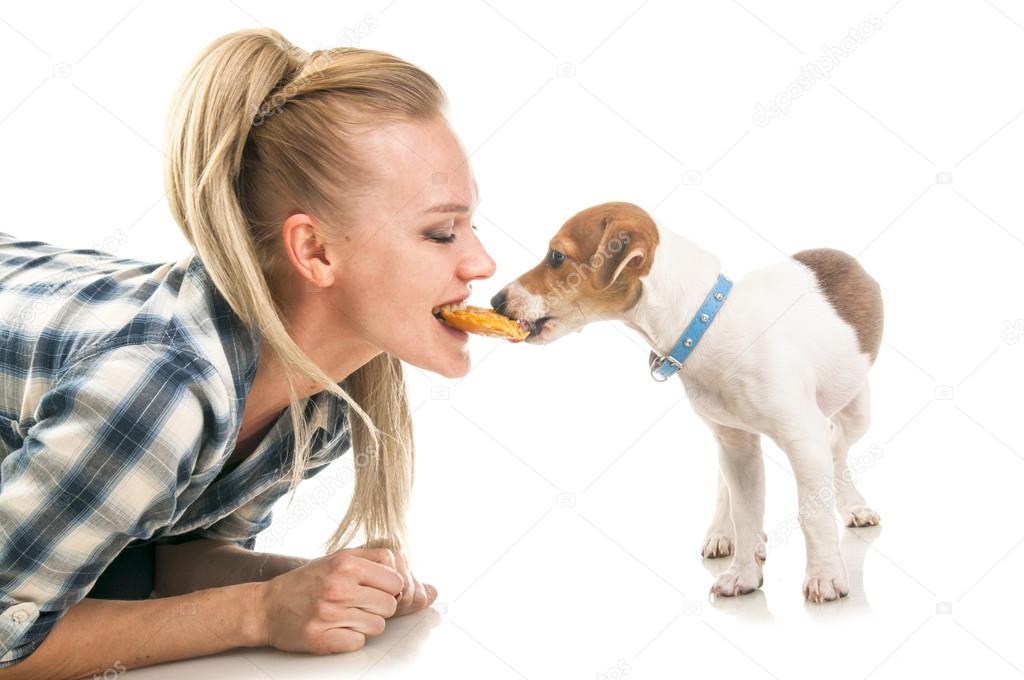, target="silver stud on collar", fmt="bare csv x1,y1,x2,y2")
684,338,693,347
700,313,710,323
714,292,723,301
